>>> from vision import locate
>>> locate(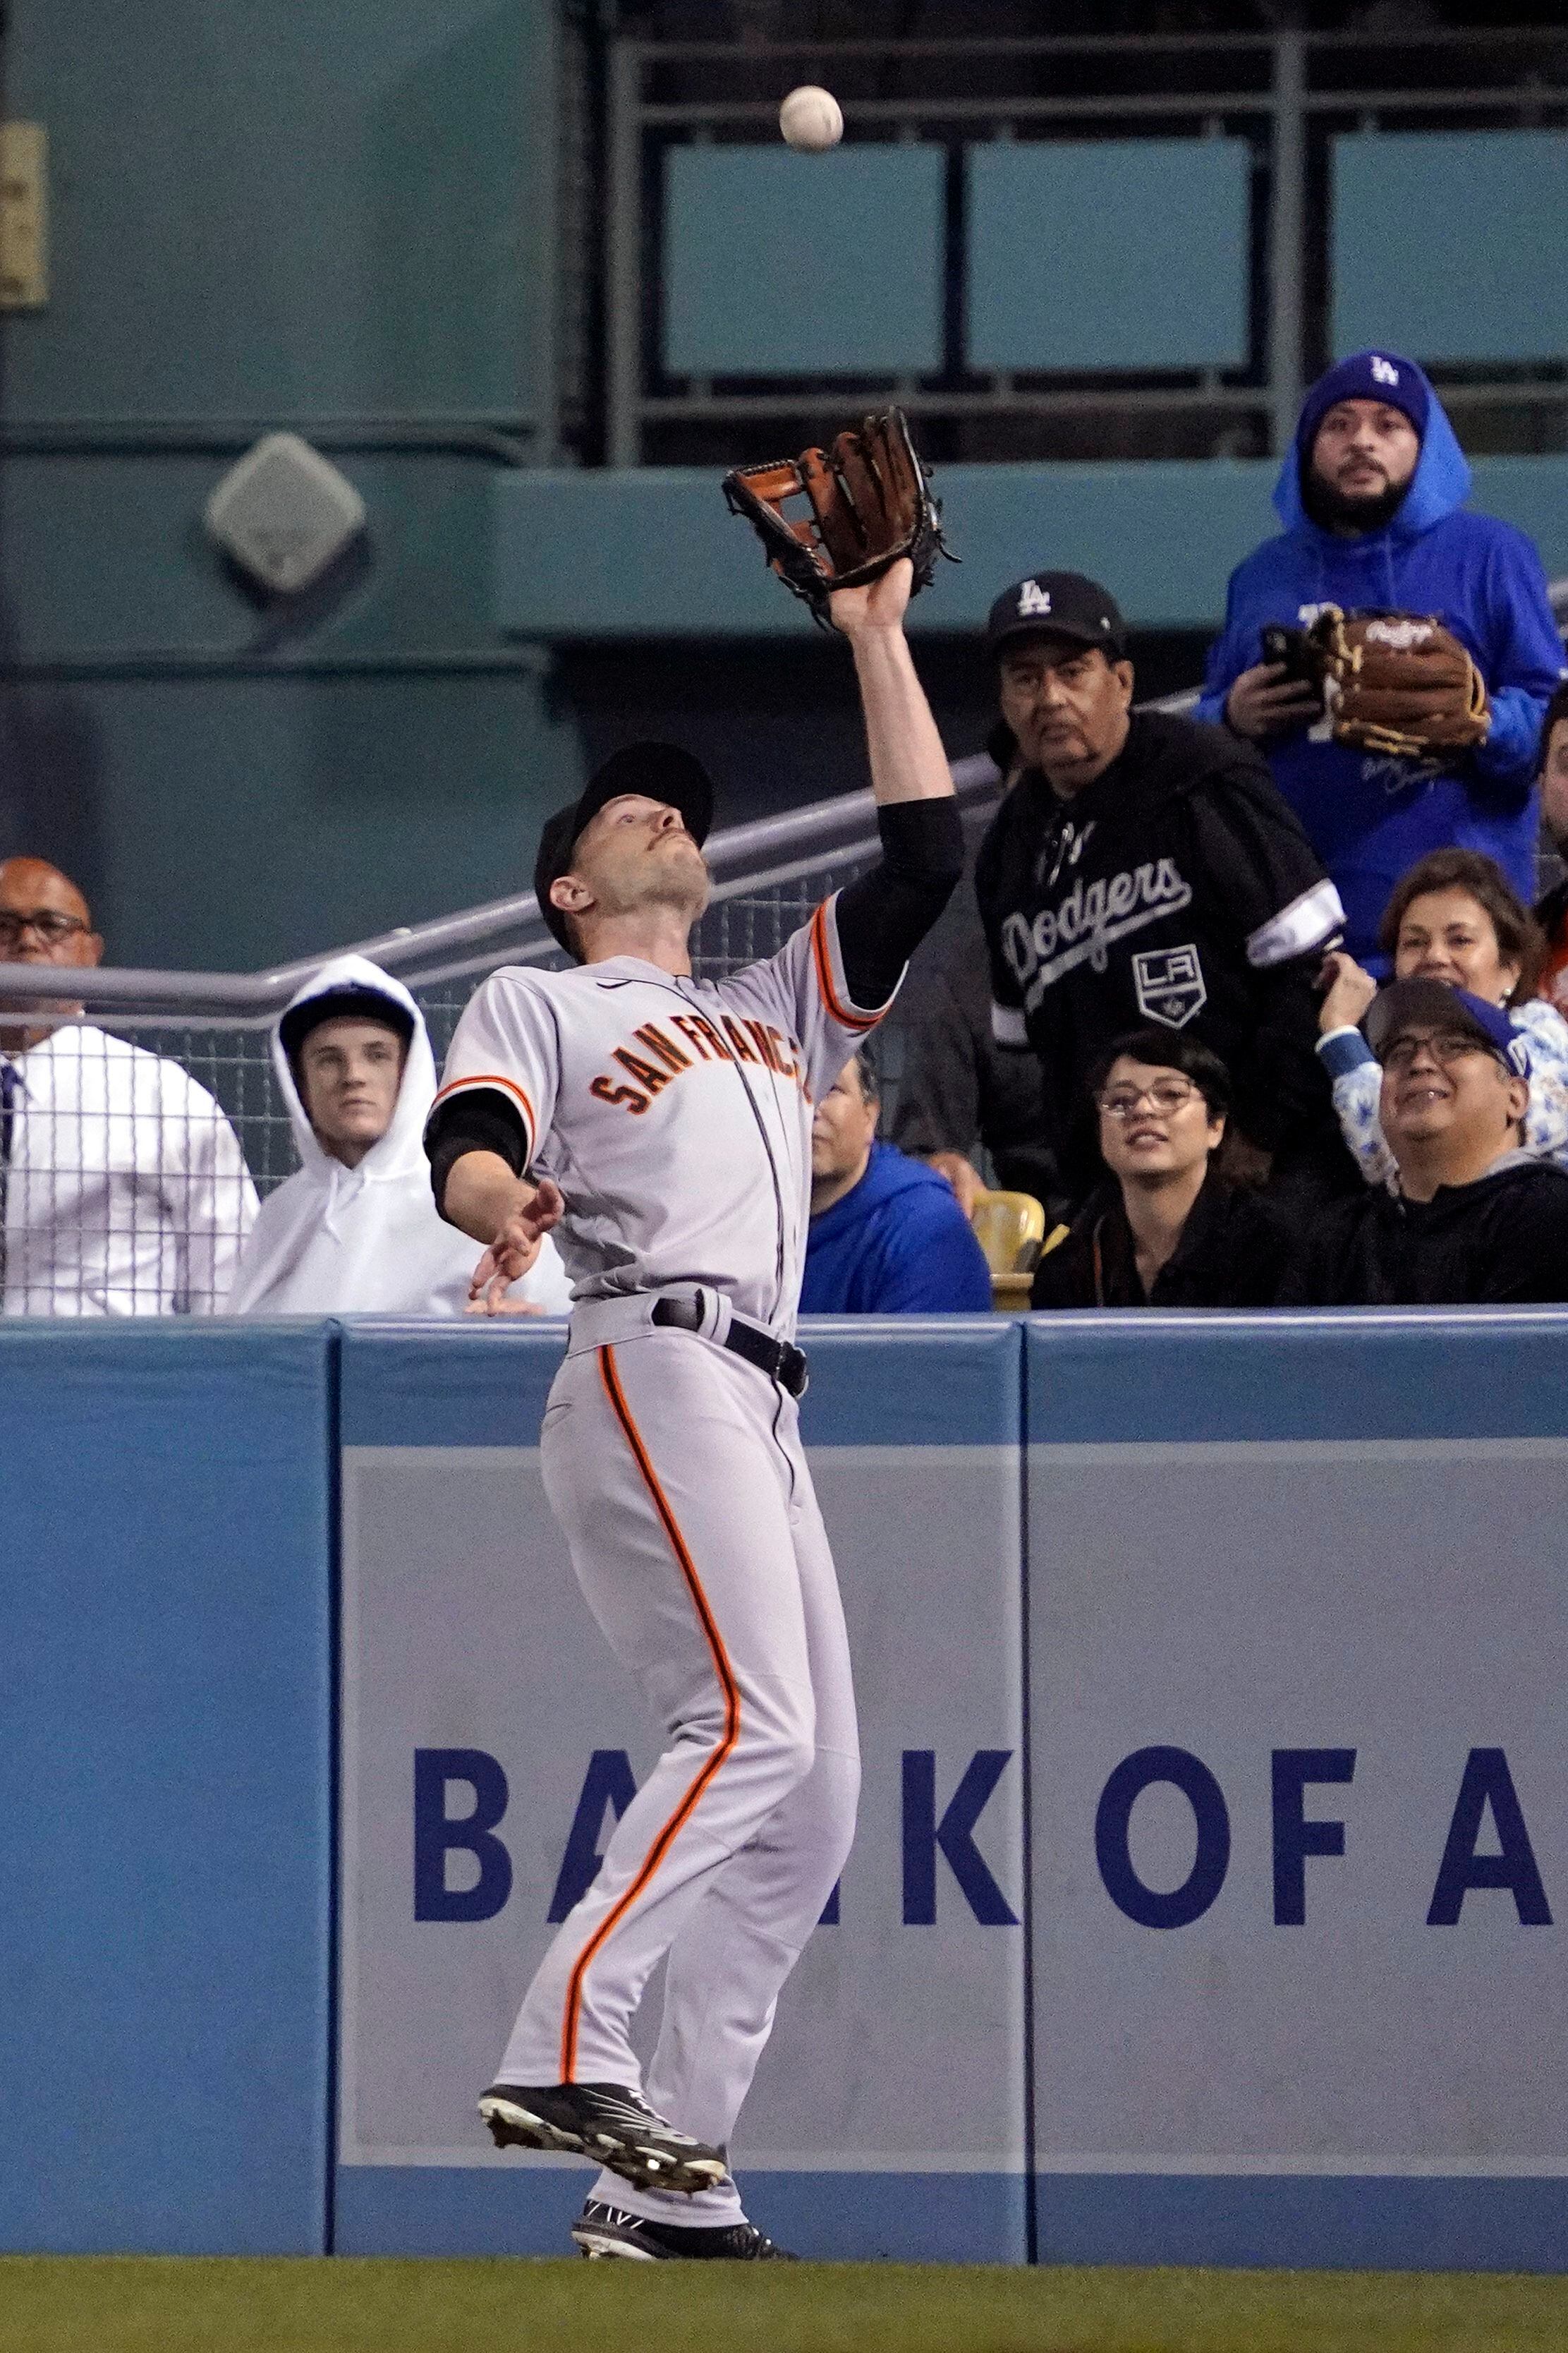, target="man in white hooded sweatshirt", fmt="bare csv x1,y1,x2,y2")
230,955,570,1317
